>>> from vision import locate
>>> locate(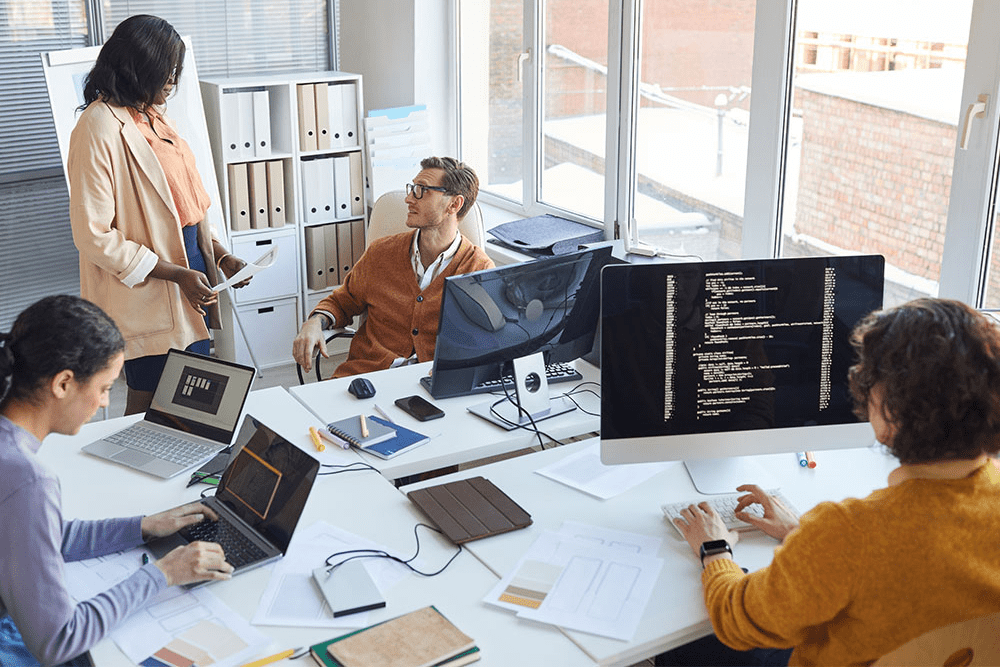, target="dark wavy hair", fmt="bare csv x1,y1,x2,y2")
420,156,479,220
79,15,184,111
848,298,1000,464
0,296,124,406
